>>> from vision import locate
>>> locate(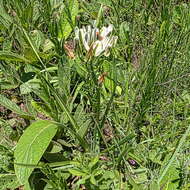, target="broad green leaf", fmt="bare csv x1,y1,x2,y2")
68,168,86,177
0,51,30,62
58,0,78,39
14,120,58,185
0,94,33,119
